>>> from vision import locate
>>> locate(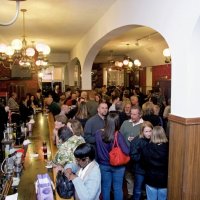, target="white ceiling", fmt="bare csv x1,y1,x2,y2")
0,0,168,66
